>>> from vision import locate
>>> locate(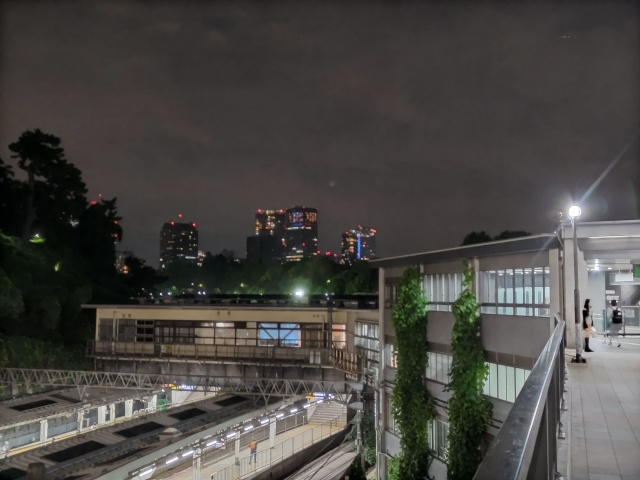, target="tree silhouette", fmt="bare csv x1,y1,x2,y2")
461,230,531,246
9,129,87,241
460,231,492,246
